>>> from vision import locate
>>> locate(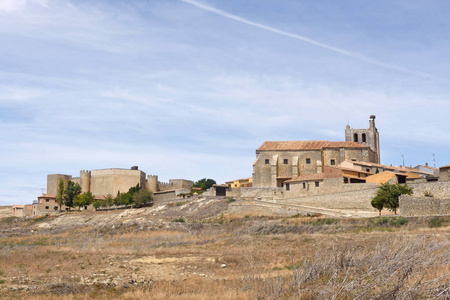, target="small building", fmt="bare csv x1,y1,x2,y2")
212,184,230,197
225,177,253,188
366,171,407,185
